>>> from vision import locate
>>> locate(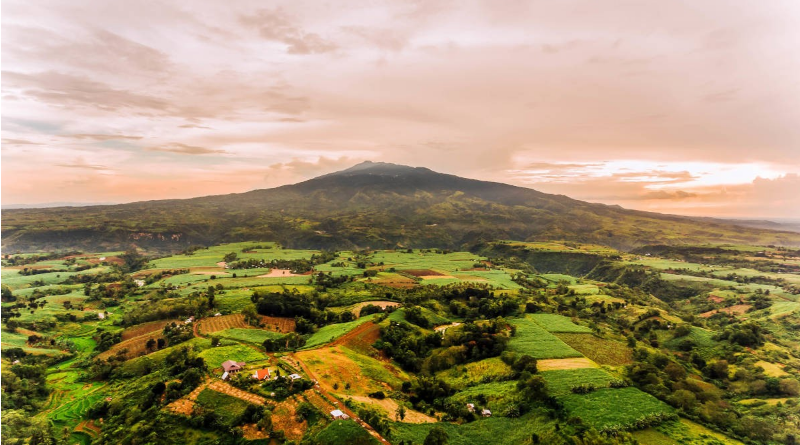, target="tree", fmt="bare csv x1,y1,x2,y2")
223,252,238,263
424,426,449,445
242,305,260,326
396,405,406,421
145,338,156,351
210,337,221,347
157,338,166,349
